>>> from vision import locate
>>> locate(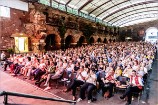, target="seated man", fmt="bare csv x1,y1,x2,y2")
120,70,144,105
